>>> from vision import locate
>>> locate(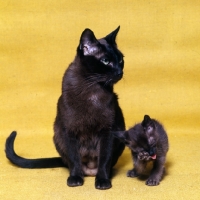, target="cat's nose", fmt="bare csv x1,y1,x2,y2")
113,72,123,83
117,72,123,77
117,69,123,77
149,147,156,156
116,72,123,81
